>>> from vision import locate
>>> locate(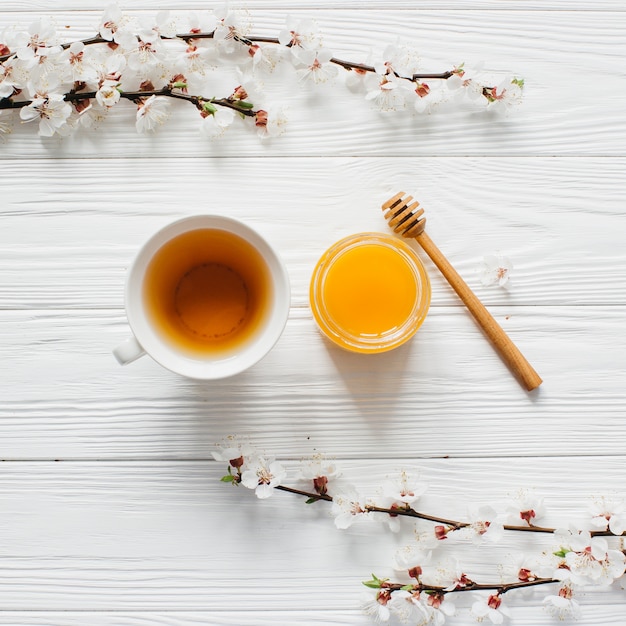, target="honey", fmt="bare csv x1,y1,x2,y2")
310,233,430,353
